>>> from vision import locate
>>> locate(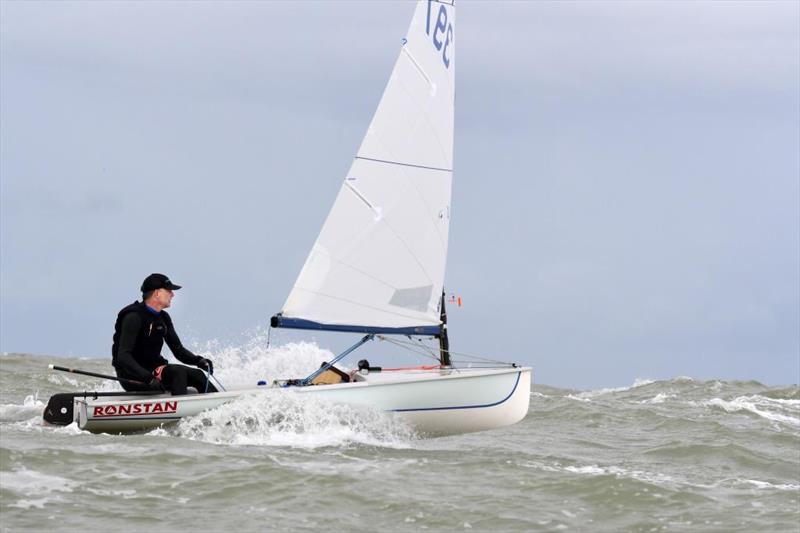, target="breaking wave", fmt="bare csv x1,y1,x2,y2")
169,390,417,449
161,338,422,448
194,337,338,391
0,394,45,421
565,377,656,401
705,395,800,426
3,468,79,510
